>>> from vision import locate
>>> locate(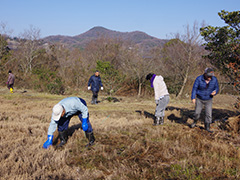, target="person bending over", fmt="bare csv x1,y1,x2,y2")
43,97,95,149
